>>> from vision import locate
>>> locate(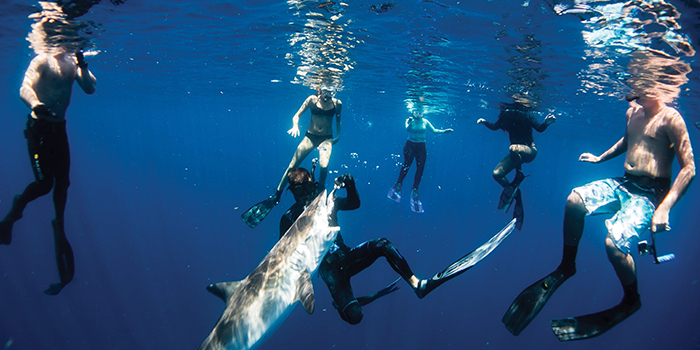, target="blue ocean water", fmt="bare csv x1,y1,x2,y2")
1,0,699,349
